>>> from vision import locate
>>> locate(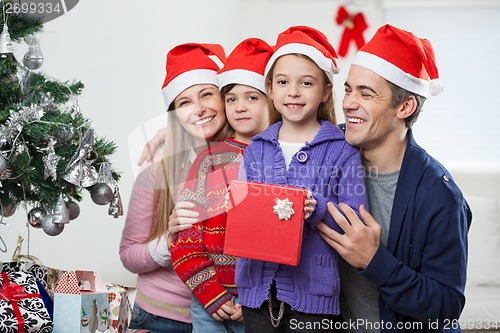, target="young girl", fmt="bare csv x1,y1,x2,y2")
170,38,273,333
119,43,229,333
236,26,369,332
